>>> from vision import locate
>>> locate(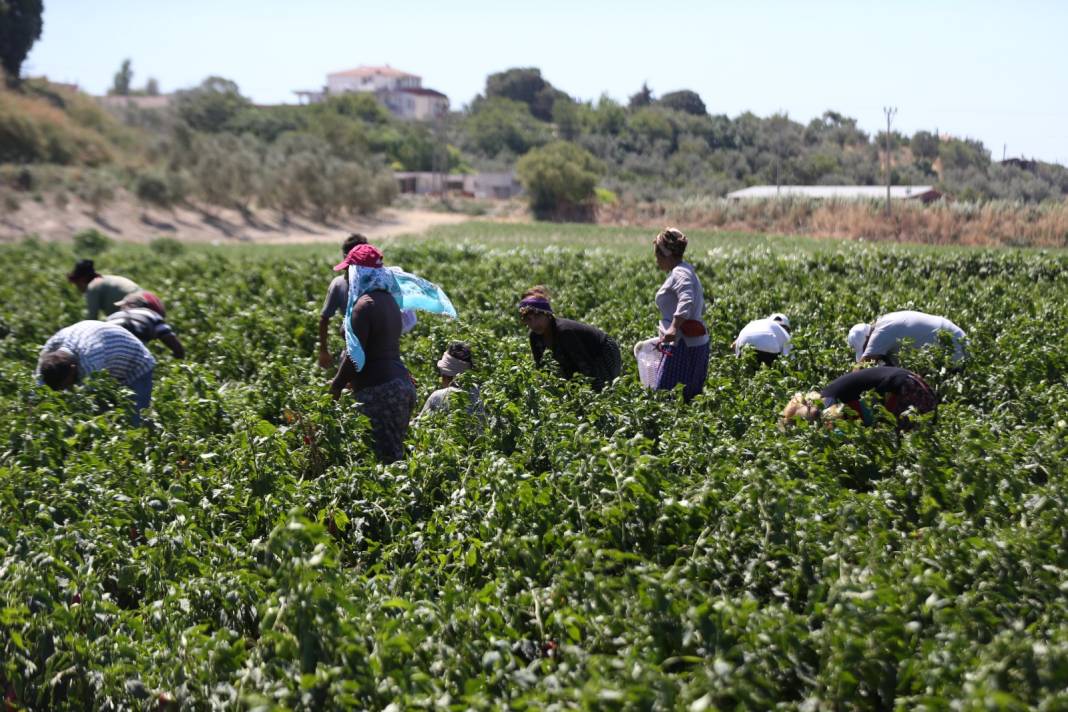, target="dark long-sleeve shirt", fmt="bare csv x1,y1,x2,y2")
530,317,621,390
821,367,917,404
